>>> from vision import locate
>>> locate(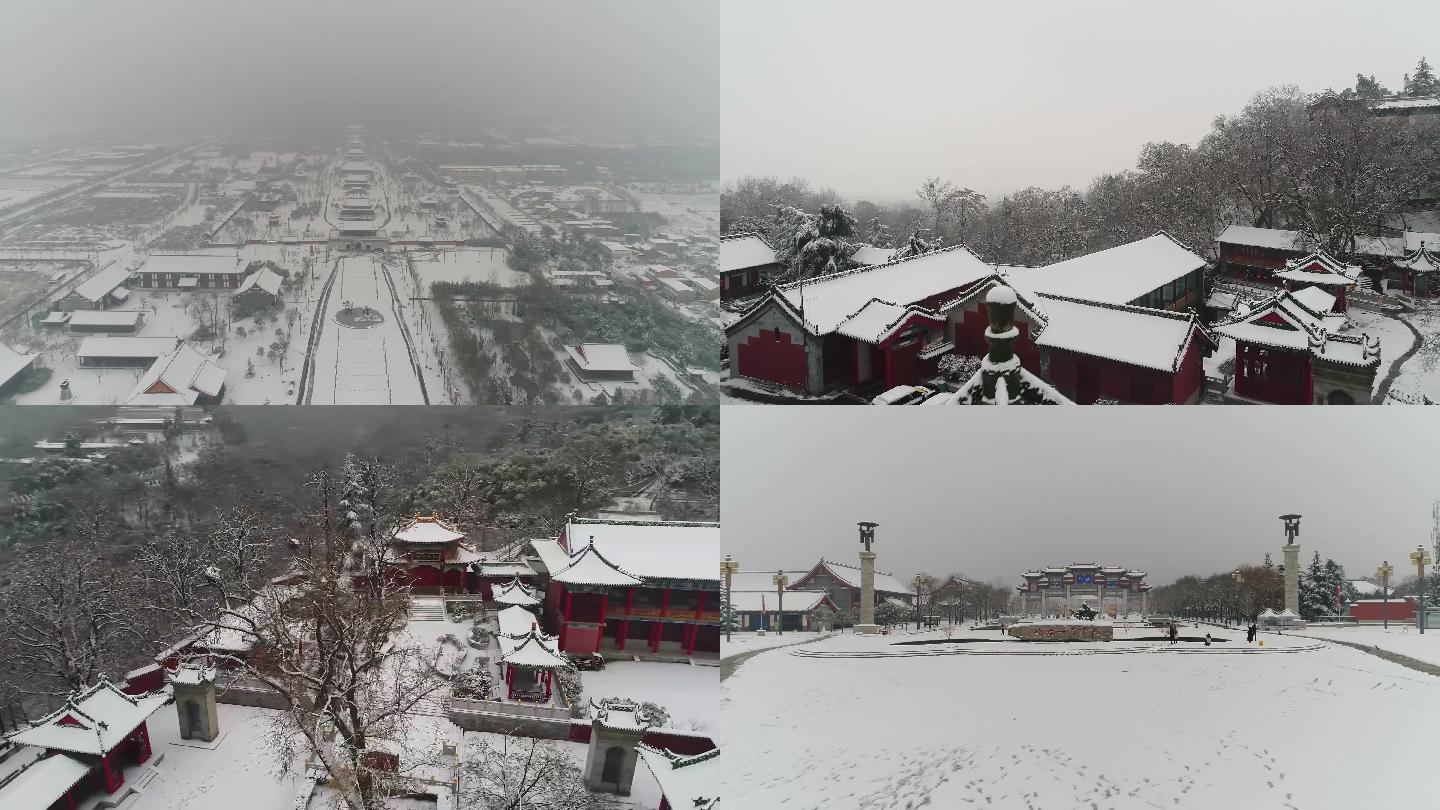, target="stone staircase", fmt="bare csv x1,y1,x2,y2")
409,597,446,622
